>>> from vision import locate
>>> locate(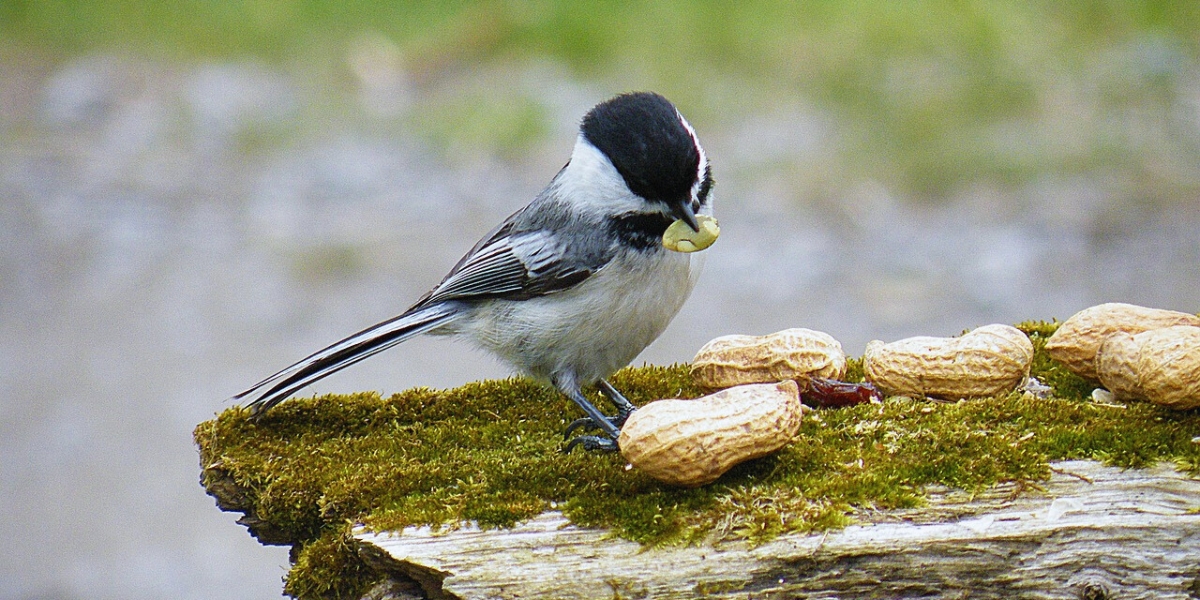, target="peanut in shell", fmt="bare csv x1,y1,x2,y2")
1045,303,1200,380
1096,325,1200,410
691,328,846,389
618,380,802,487
863,324,1033,400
